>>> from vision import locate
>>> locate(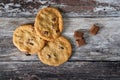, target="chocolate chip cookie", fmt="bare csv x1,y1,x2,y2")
13,24,45,54
38,36,72,66
34,7,63,41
